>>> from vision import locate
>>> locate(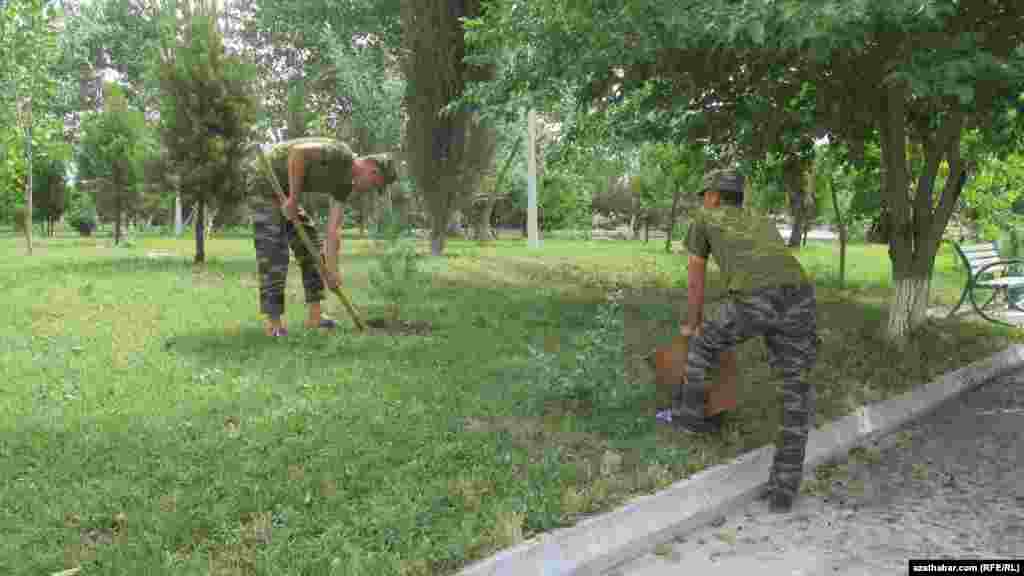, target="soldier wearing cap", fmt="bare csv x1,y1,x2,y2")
247,137,397,337
674,168,818,512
